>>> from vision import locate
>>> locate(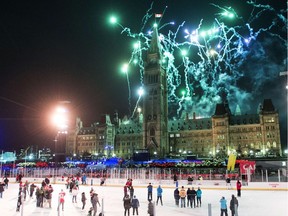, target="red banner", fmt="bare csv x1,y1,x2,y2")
237,160,256,174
